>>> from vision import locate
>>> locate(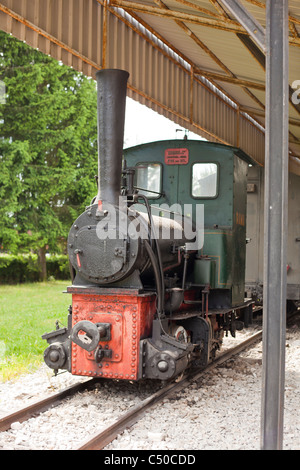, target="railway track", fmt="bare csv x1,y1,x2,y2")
0,329,263,450
0,378,97,433
78,330,262,450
